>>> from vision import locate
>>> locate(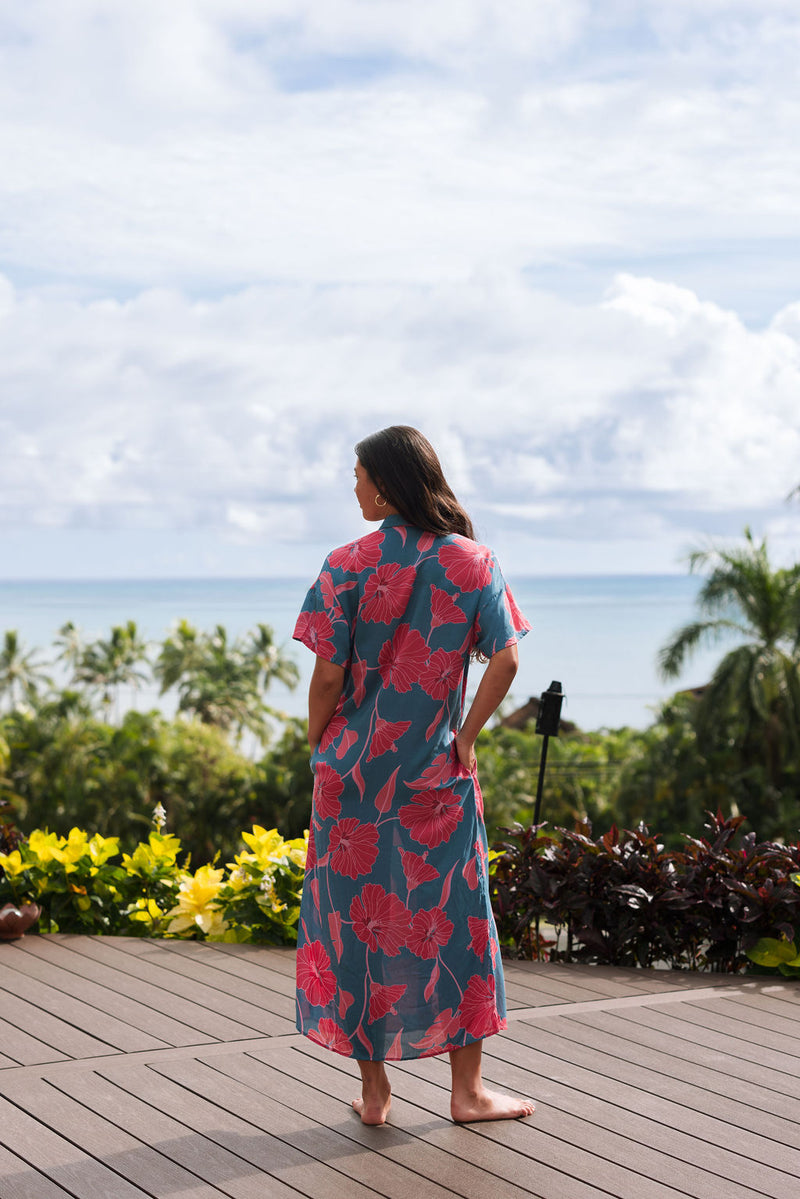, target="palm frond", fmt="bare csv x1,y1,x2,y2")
657,619,746,681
